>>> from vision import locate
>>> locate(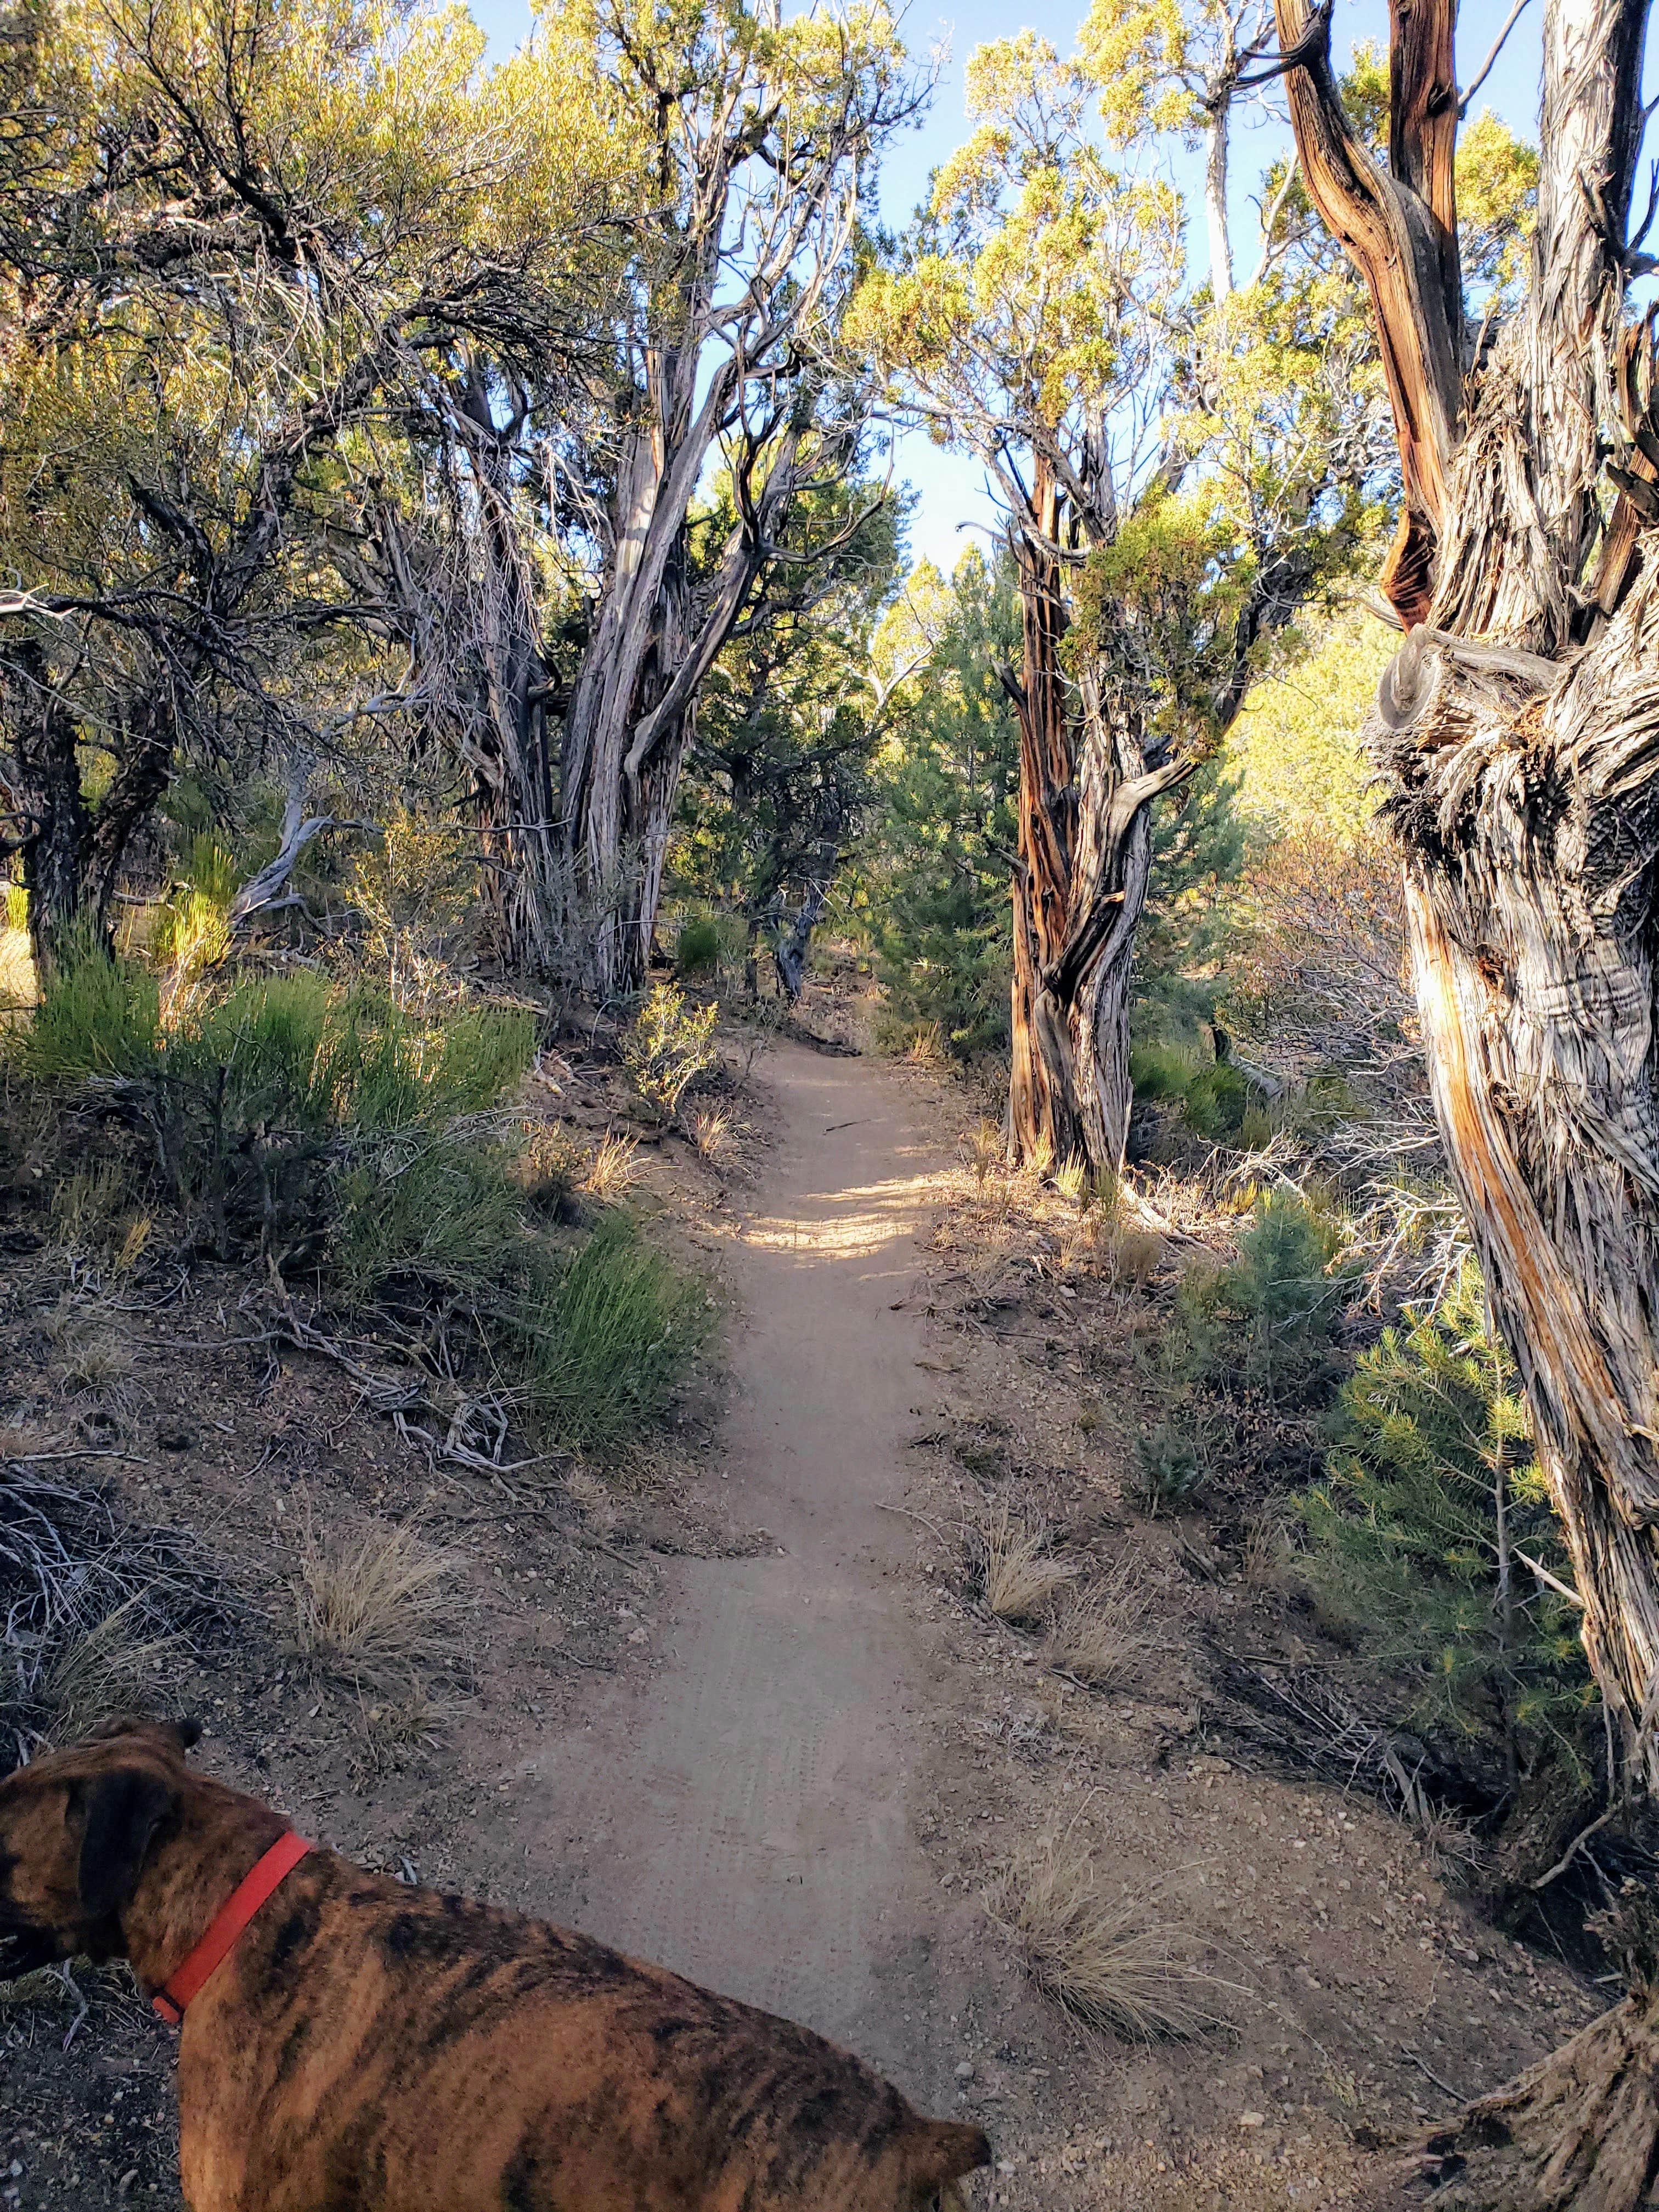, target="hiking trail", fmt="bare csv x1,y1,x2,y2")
523,1040,964,2101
